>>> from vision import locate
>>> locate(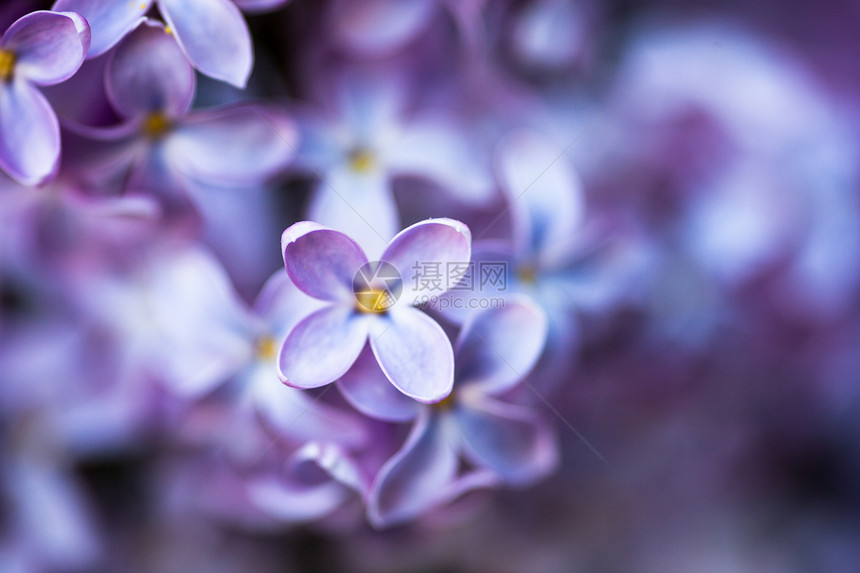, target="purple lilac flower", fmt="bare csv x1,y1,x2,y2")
442,129,643,380
64,20,295,218
0,10,89,185
294,77,492,256
333,298,556,527
278,218,471,403
52,0,288,87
